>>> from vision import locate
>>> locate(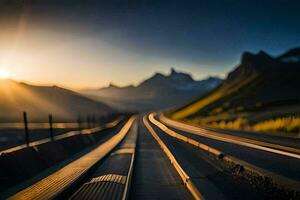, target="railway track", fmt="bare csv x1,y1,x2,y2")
4,117,135,200
2,114,299,199
148,113,300,199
